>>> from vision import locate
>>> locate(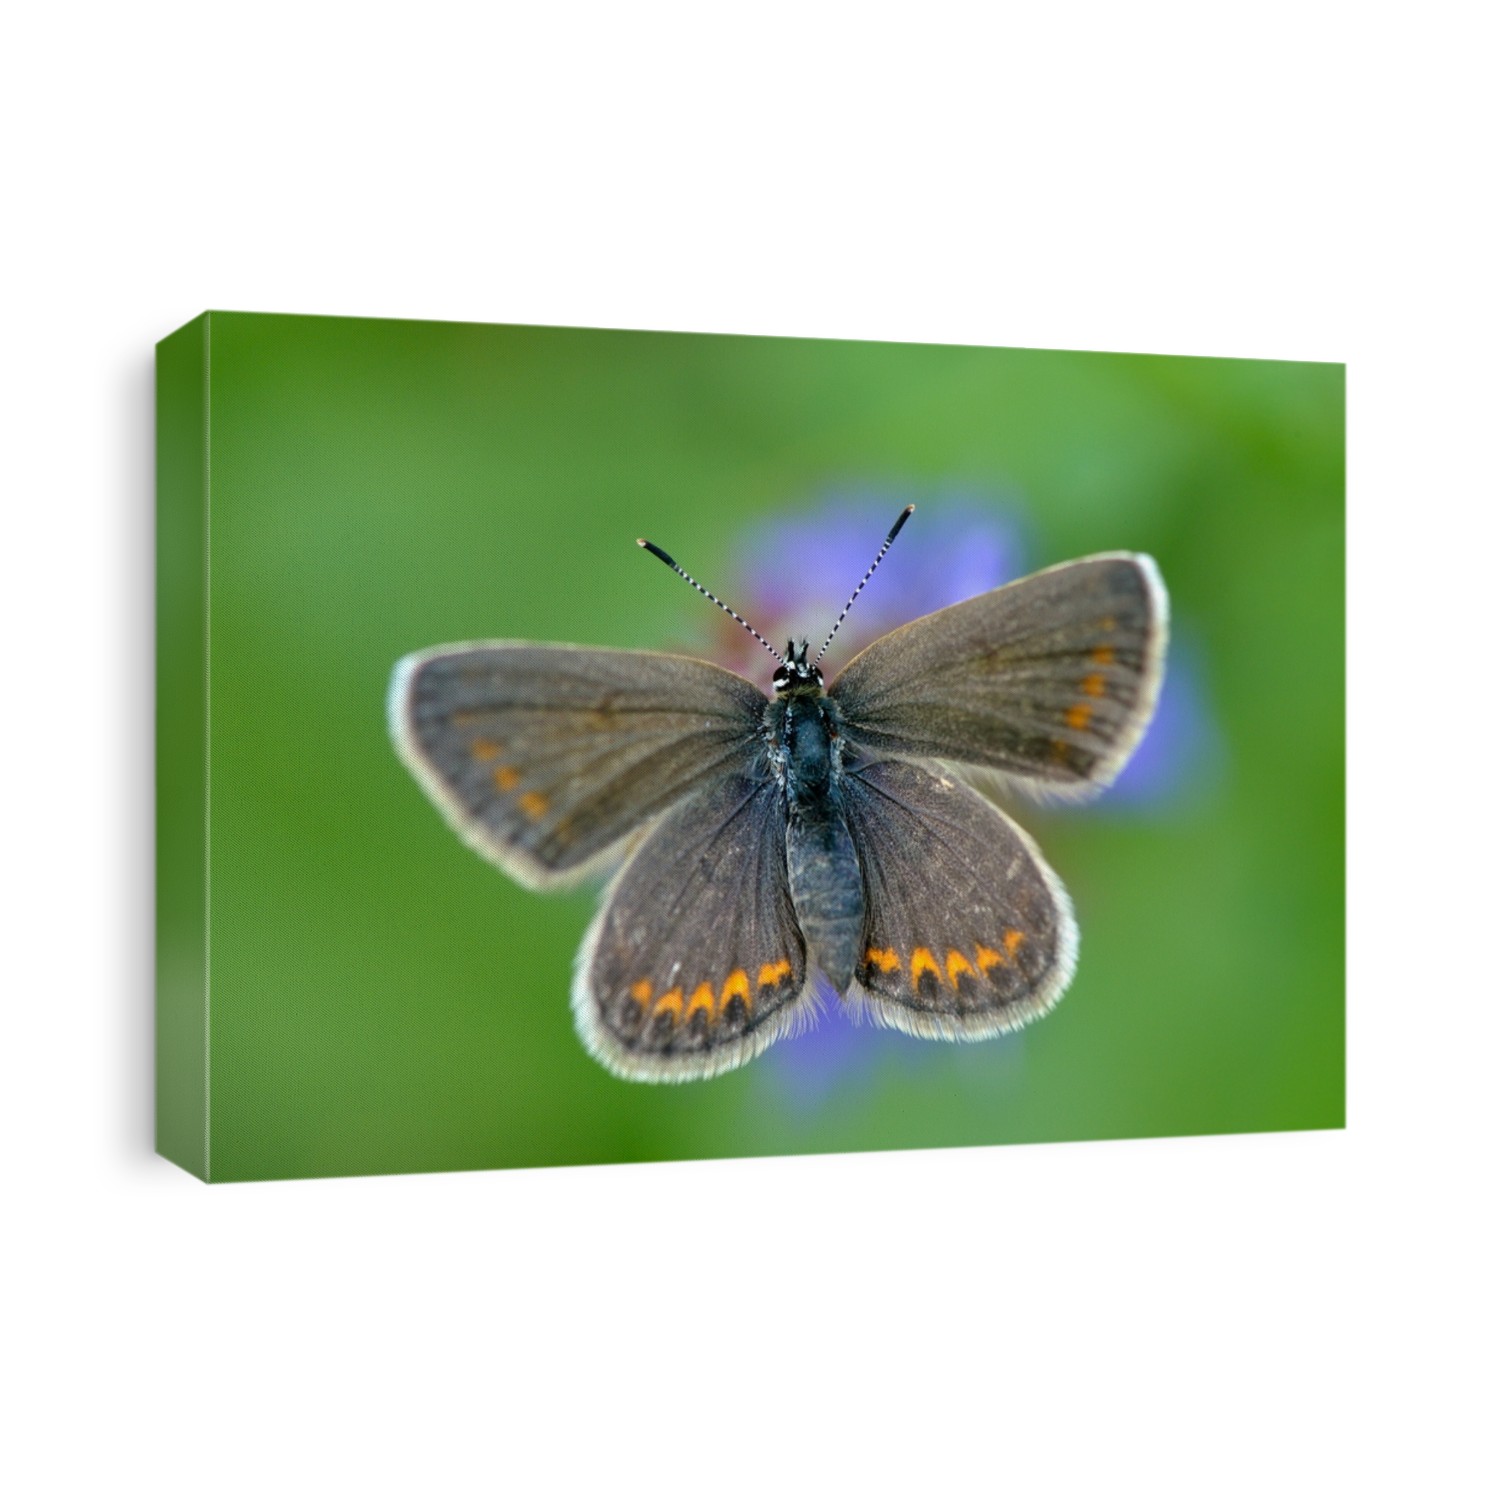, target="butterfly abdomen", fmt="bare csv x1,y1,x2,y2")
774,695,864,993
